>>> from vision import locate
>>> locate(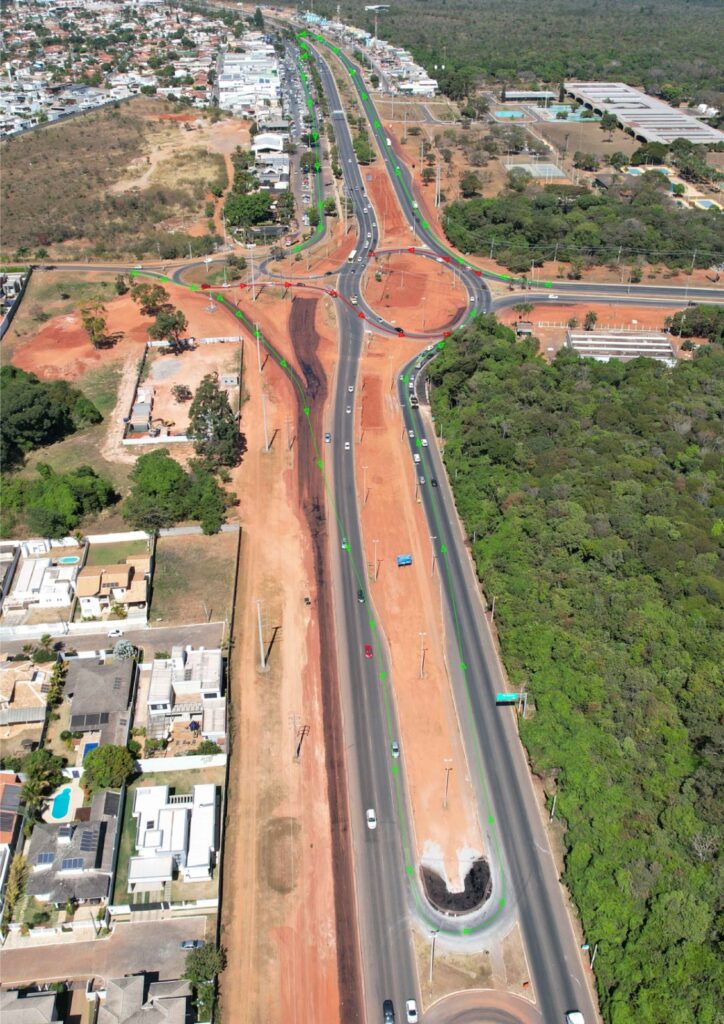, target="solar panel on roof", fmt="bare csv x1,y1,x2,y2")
0,811,15,832
60,857,84,871
36,851,54,865
103,792,119,816
113,677,122,690
0,786,21,812
58,824,73,838
79,830,97,852
100,712,109,724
